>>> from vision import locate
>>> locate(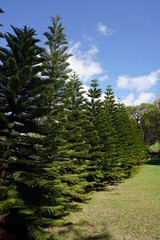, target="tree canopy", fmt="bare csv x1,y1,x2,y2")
0,12,147,240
